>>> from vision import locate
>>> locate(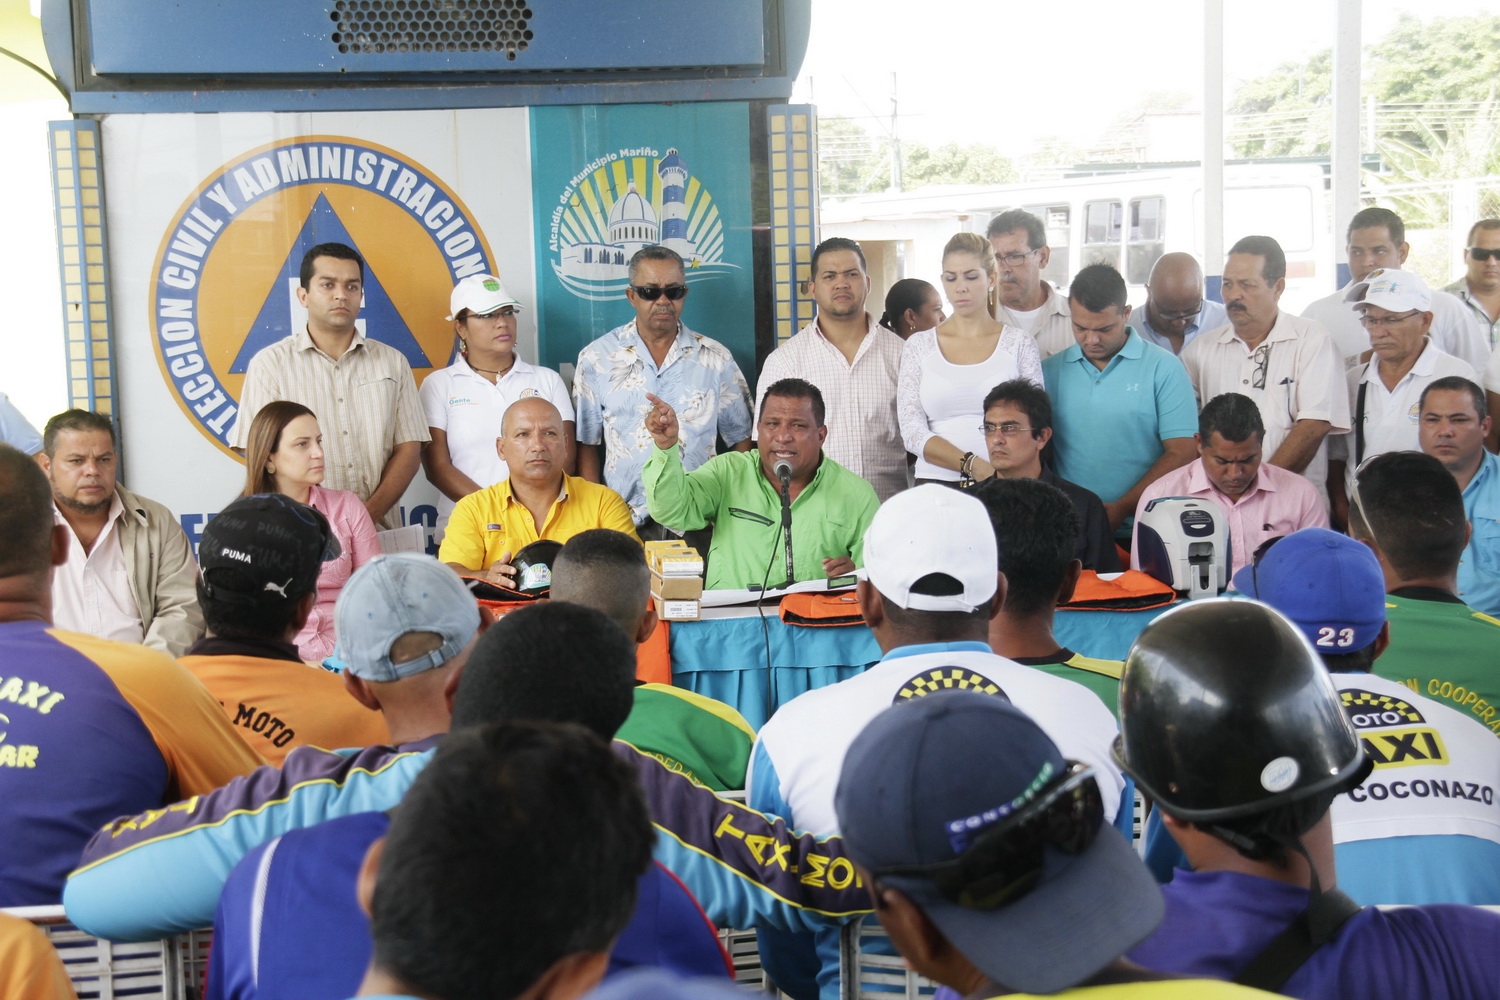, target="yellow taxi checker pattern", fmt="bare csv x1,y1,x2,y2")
1341,689,1426,728
895,668,1005,703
